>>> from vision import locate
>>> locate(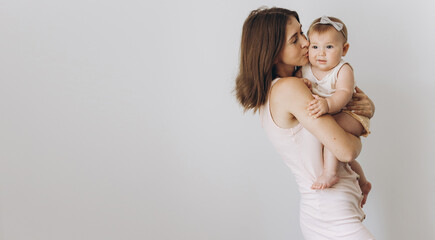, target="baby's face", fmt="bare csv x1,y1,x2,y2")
308,28,348,71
